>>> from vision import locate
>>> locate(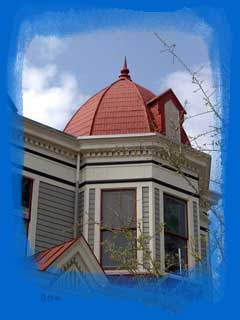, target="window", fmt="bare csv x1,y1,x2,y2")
164,100,180,142
101,189,136,269
22,177,33,235
164,194,188,273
